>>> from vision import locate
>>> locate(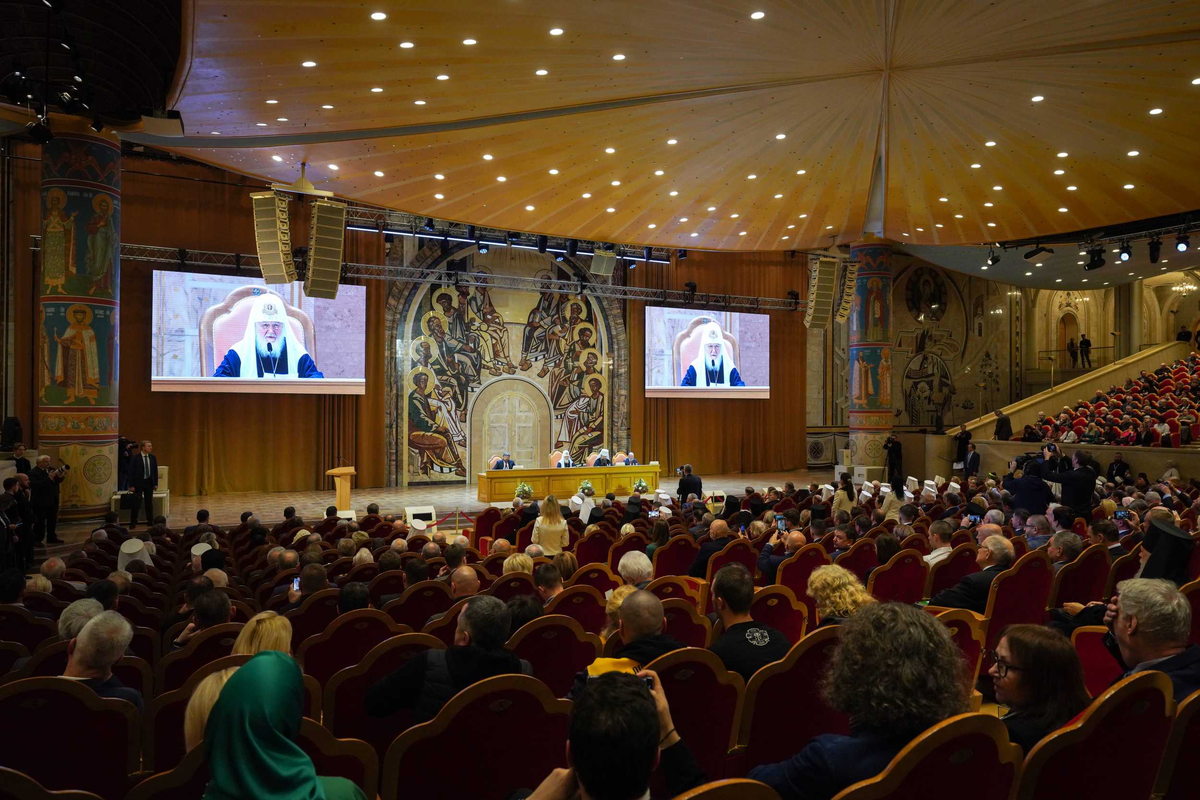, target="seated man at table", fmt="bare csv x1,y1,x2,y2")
493,451,516,470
